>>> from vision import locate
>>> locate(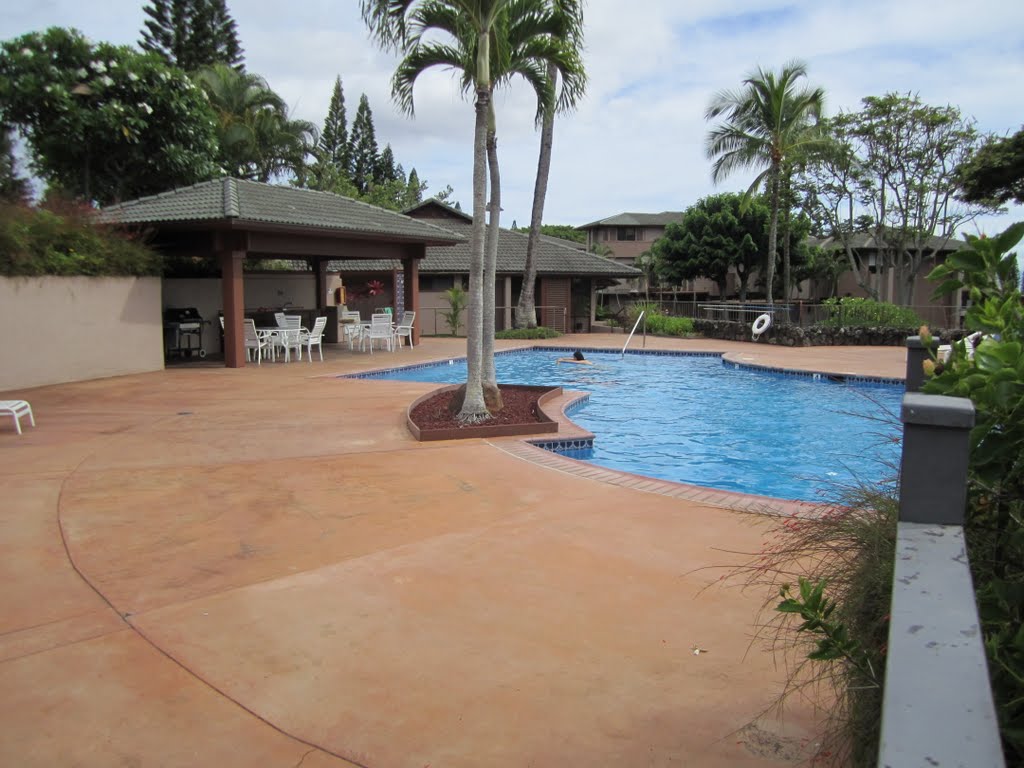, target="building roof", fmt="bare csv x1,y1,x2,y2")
812,231,965,253
578,211,684,229
274,205,641,277
97,178,465,245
